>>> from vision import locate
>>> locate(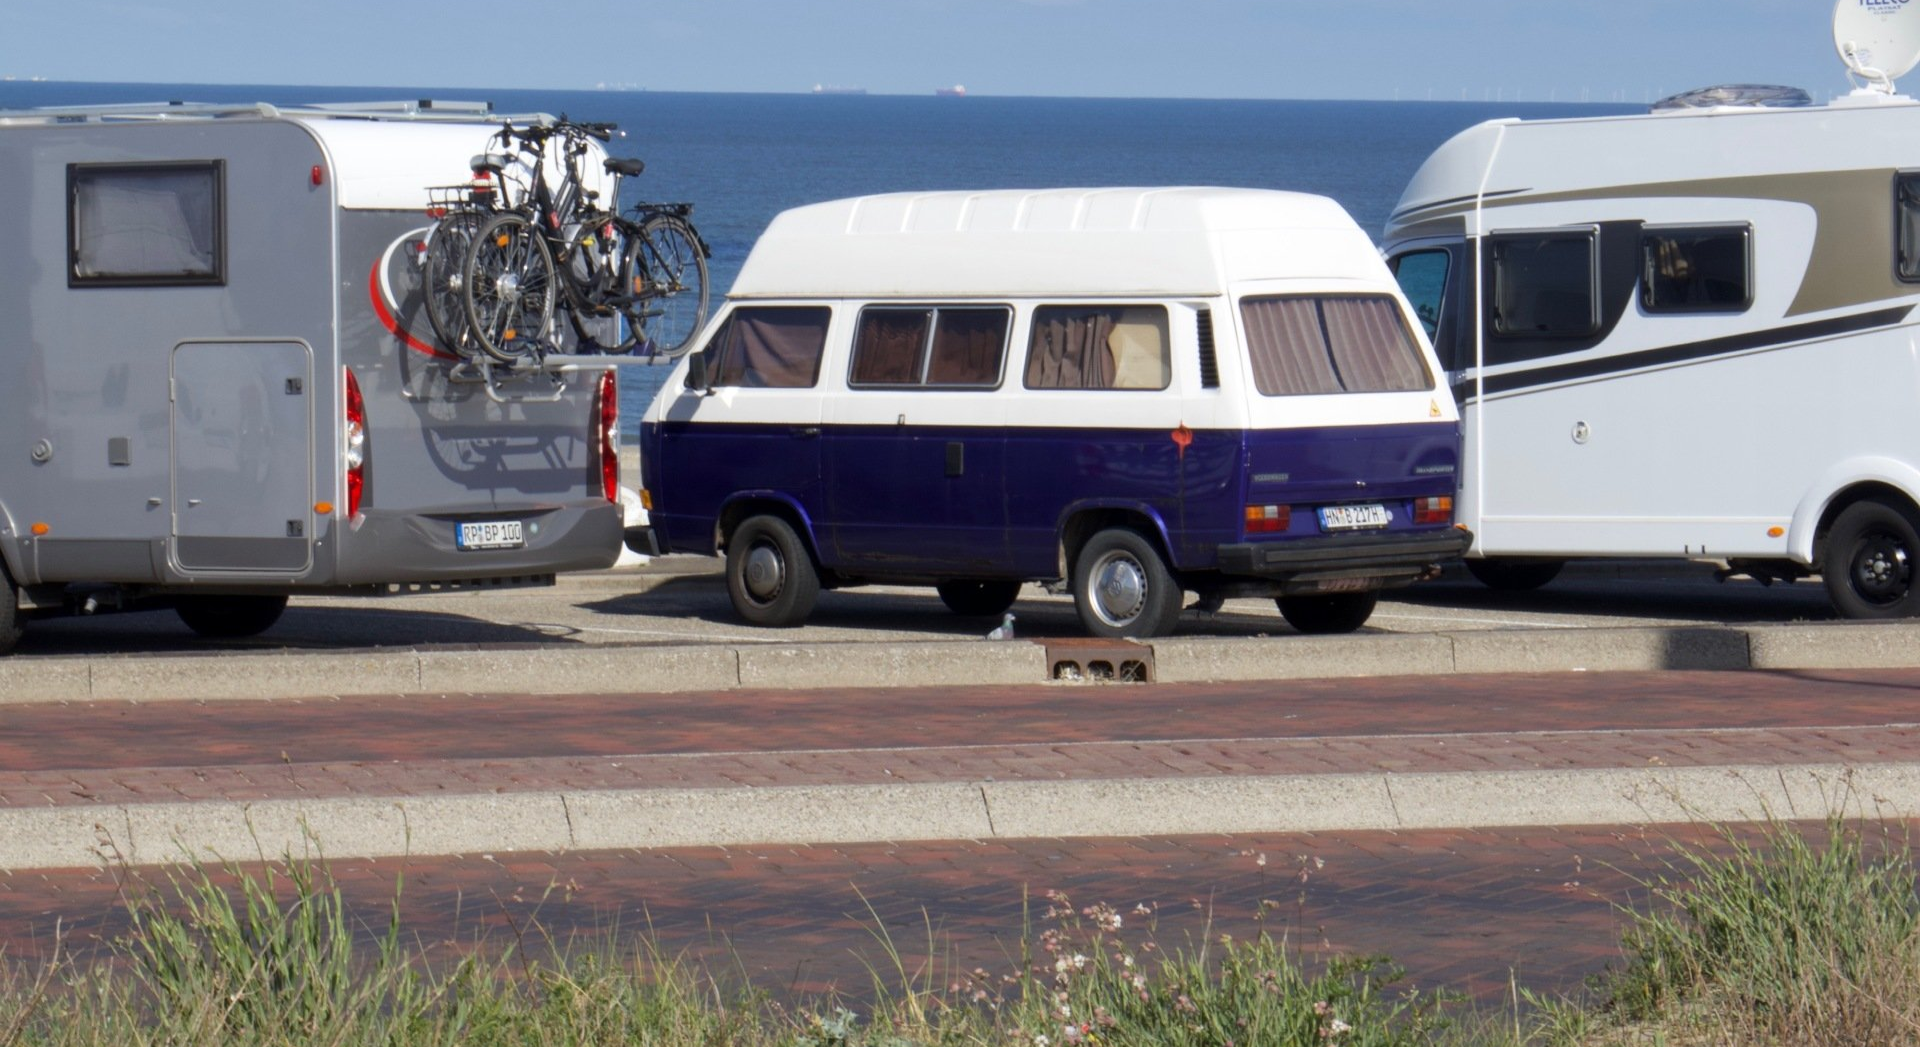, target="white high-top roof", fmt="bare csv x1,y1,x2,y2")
730,187,1386,300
